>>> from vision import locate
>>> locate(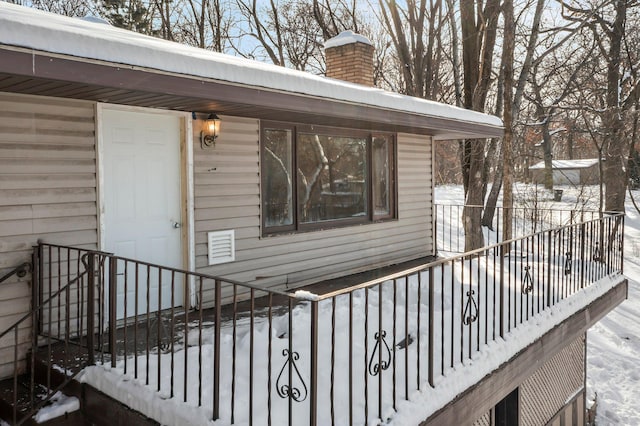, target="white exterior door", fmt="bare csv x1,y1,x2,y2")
101,108,183,318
